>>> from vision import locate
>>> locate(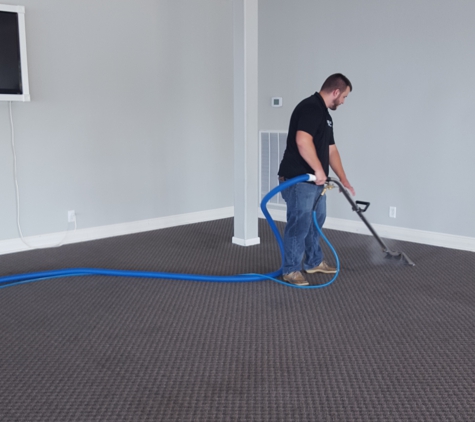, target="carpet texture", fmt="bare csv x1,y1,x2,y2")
1,218,474,421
